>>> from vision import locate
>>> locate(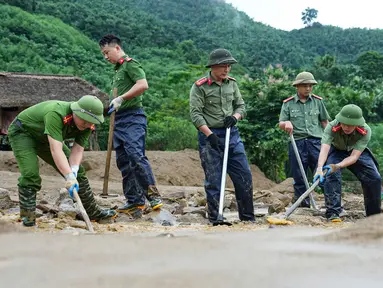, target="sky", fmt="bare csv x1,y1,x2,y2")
225,0,383,31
